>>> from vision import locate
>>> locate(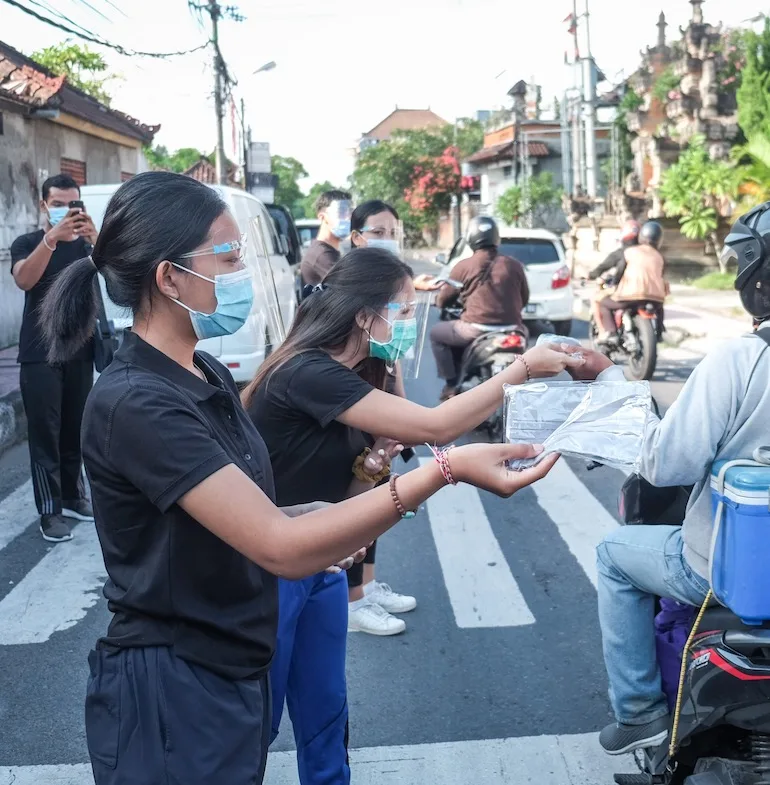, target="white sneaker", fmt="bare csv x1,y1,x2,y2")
348,601,406,636
366,582,417,614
